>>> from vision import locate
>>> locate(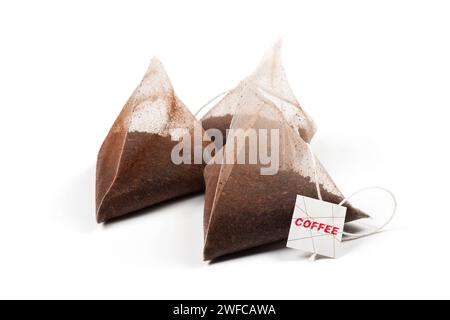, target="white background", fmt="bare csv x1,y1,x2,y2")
1,0,449,299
